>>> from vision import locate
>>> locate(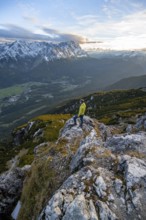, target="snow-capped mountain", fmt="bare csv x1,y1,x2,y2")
0,40,87,62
